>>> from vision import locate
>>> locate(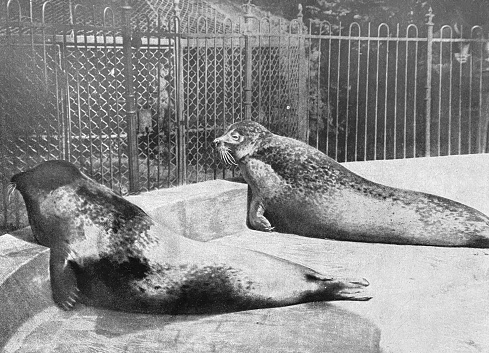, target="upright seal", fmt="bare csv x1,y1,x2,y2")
9,160,370,314
213,120,489,248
